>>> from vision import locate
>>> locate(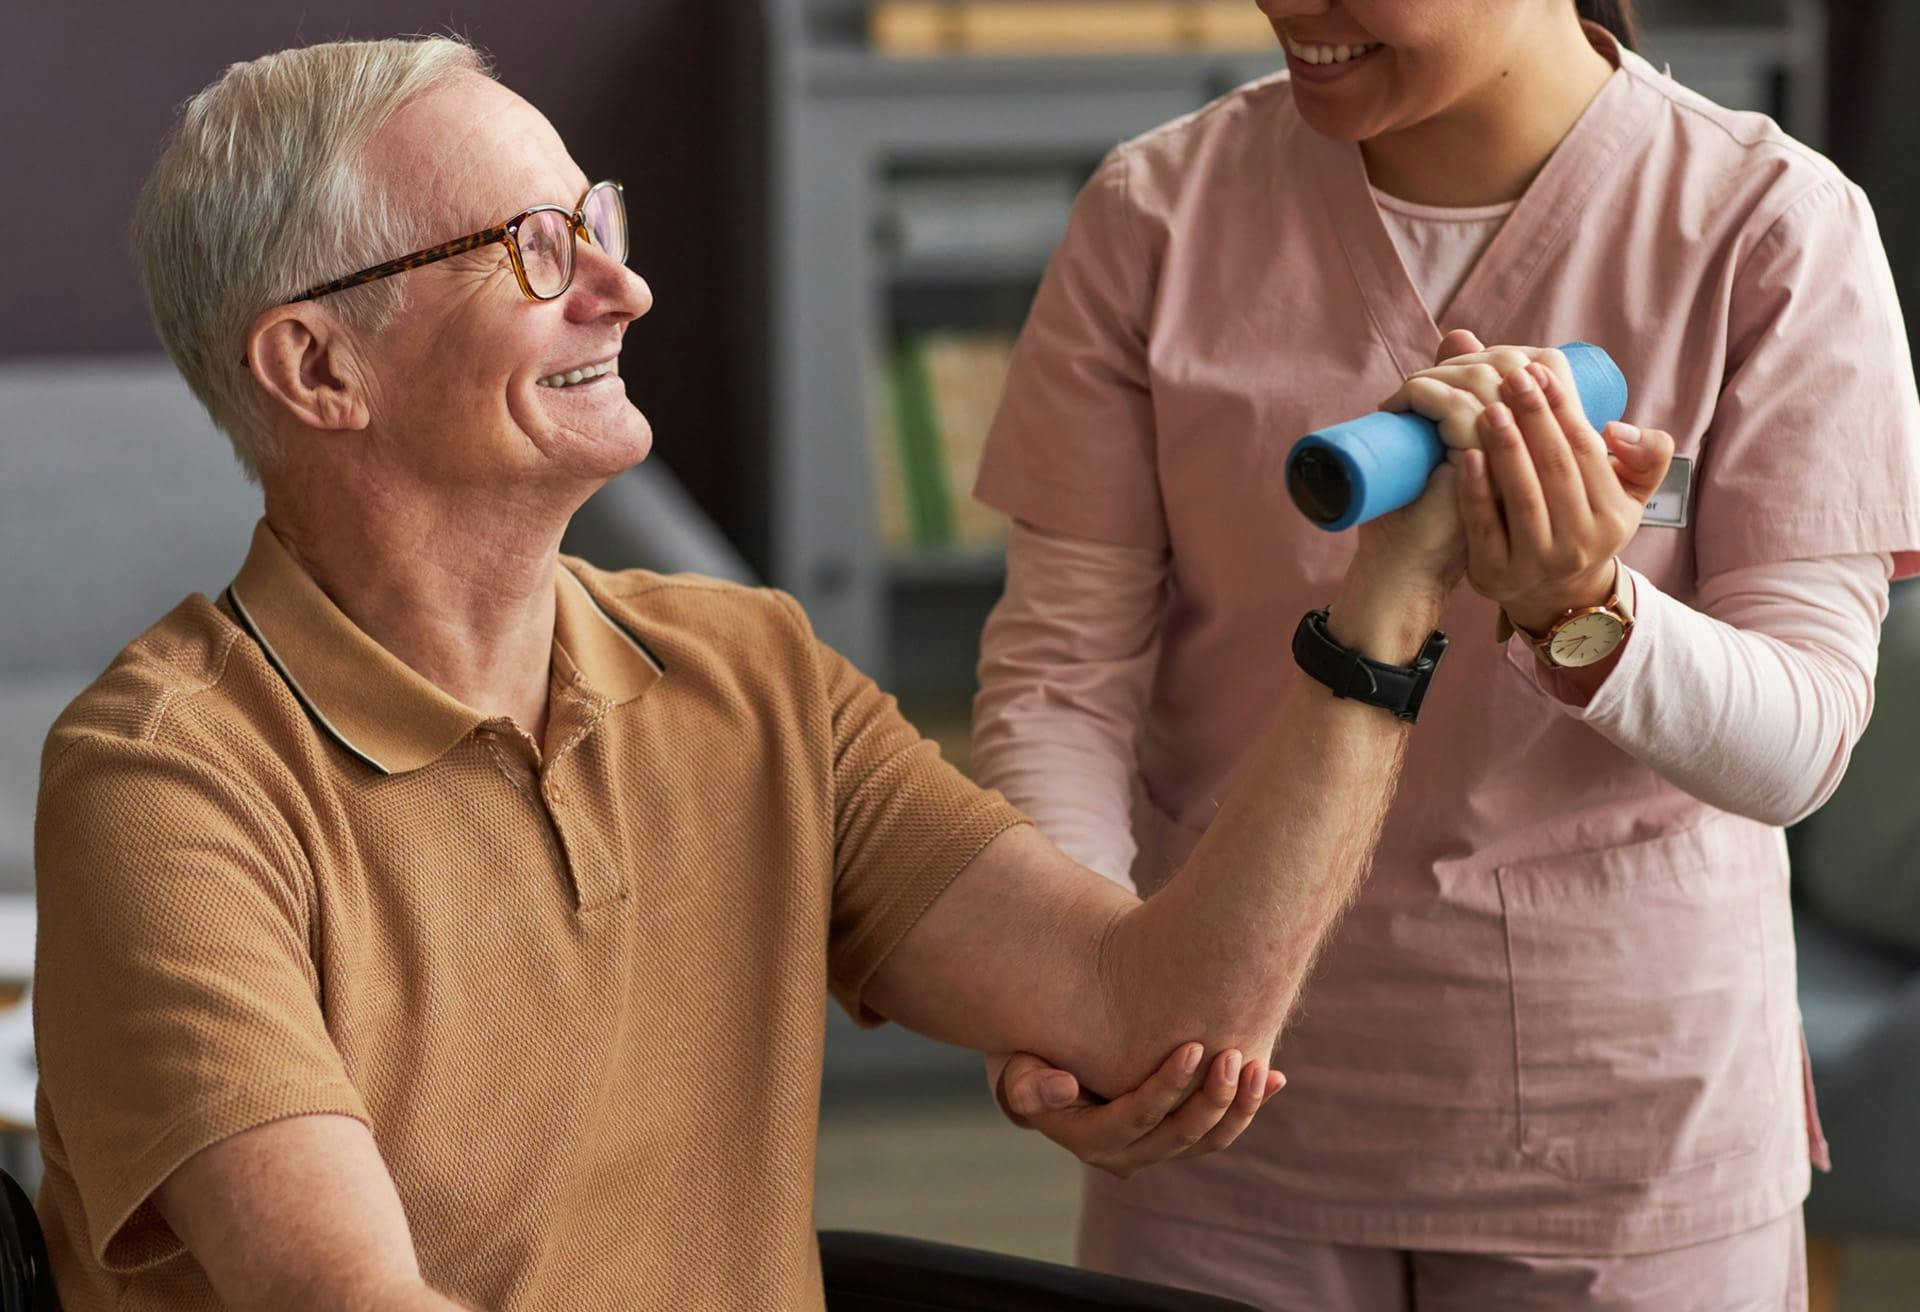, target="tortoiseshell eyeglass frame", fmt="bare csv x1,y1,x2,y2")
280,179,625,306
